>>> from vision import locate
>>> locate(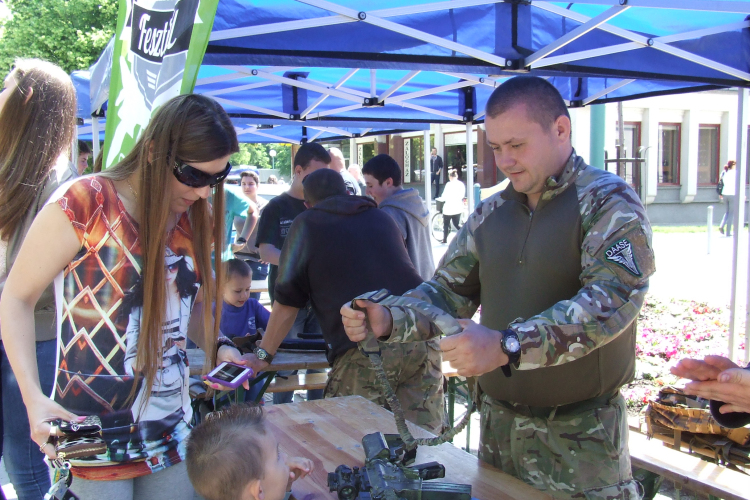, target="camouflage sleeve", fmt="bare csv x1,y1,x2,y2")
382,204,484,344
515,174,655,370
